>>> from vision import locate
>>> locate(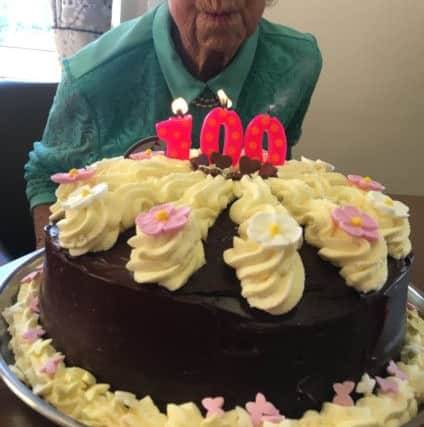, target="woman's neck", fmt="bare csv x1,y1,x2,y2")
171,22,238,82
